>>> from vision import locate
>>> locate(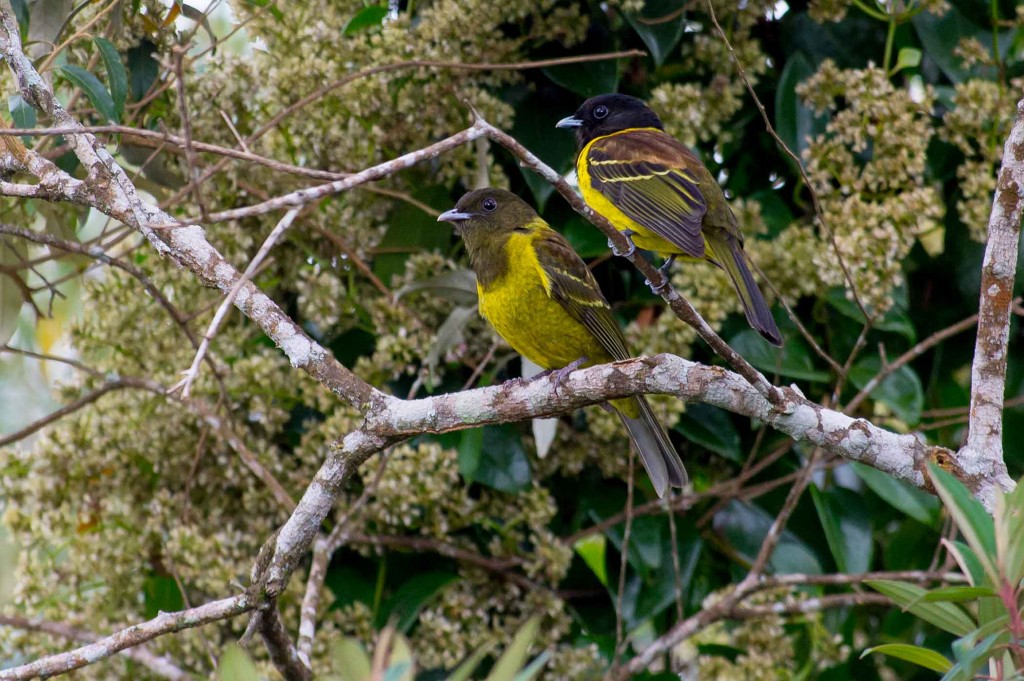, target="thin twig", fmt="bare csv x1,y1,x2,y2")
171,45,208,220
614,449,635,664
